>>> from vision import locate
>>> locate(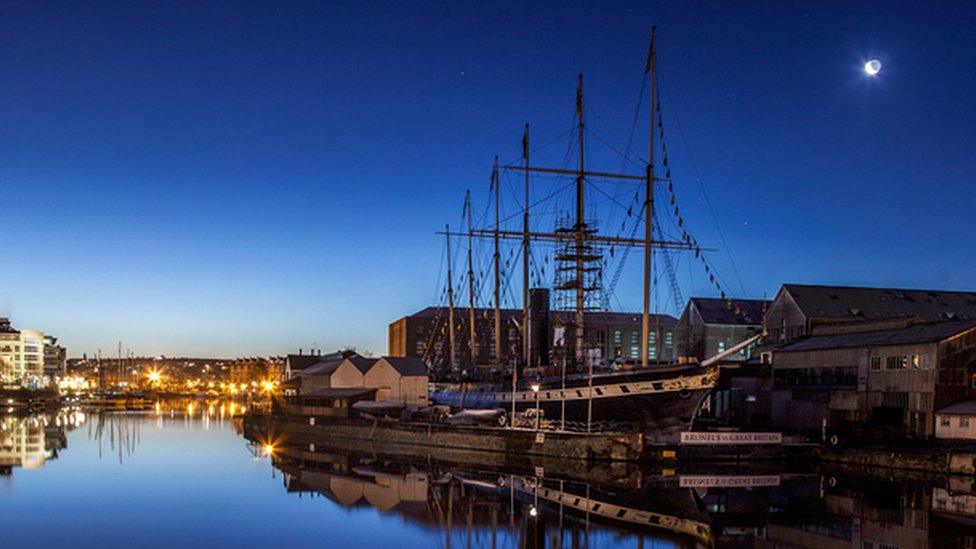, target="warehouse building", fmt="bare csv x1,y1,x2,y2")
767,318,976,440
675,297,768,362
765,284,976,344
290,353,428,406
